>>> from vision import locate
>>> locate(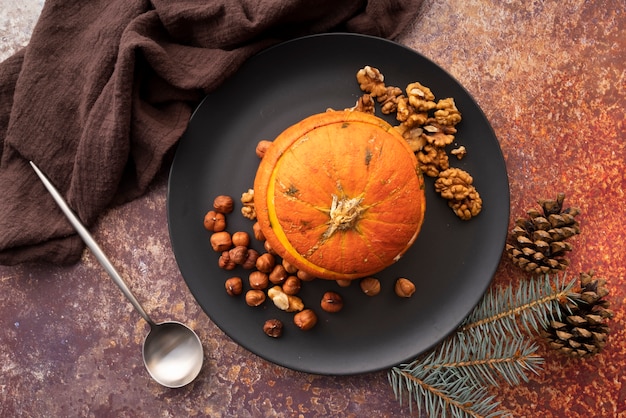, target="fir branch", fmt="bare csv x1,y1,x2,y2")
388,274,576,417
460,274,578,339
427,333,543,387
389,365,505,418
